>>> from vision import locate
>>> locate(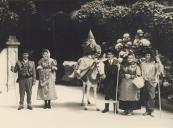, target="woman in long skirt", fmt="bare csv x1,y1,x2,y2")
119,53,141,115
37,49,58,109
